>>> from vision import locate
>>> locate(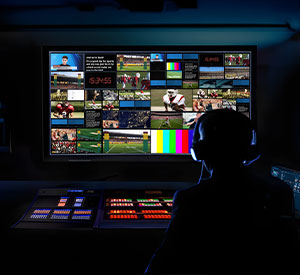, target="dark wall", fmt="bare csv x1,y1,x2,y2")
0,27,299,182
257,38,300,170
